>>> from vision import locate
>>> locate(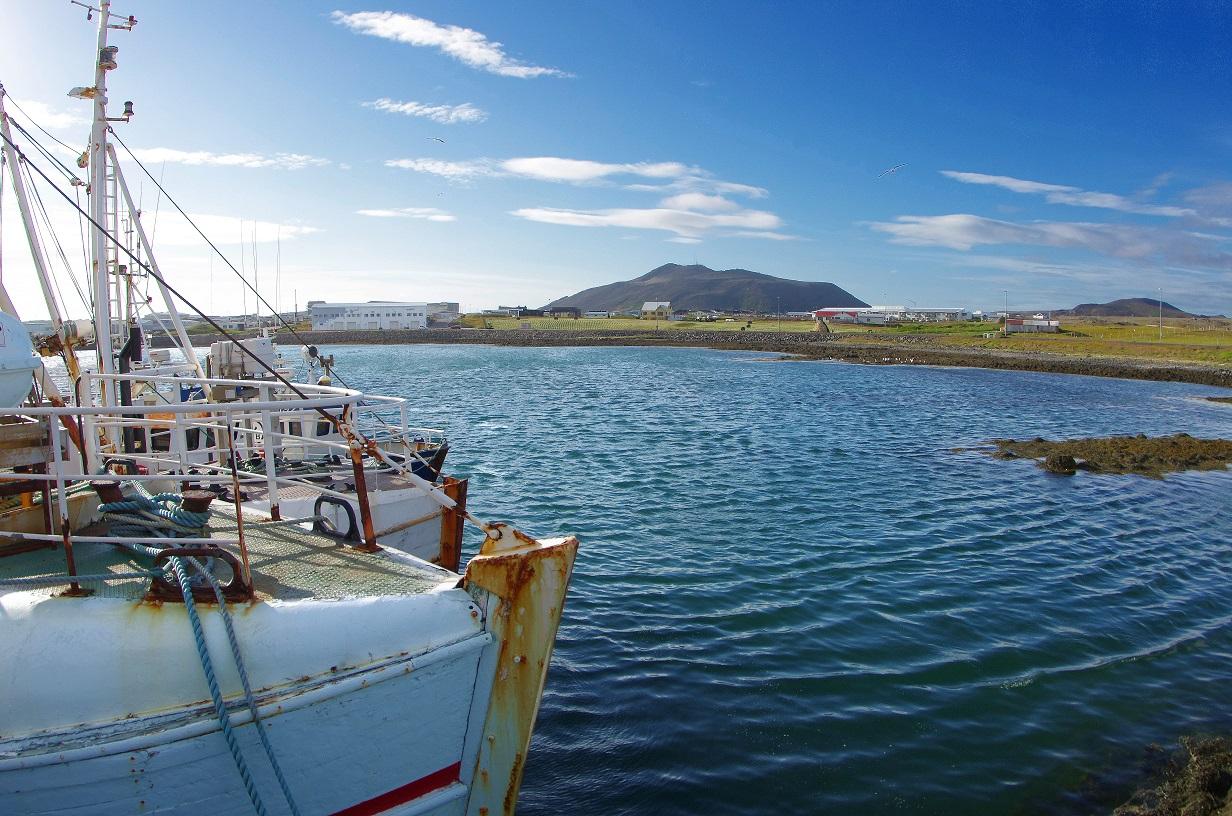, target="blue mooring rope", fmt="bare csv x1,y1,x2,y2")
97,483,301,816
185,556,302,816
